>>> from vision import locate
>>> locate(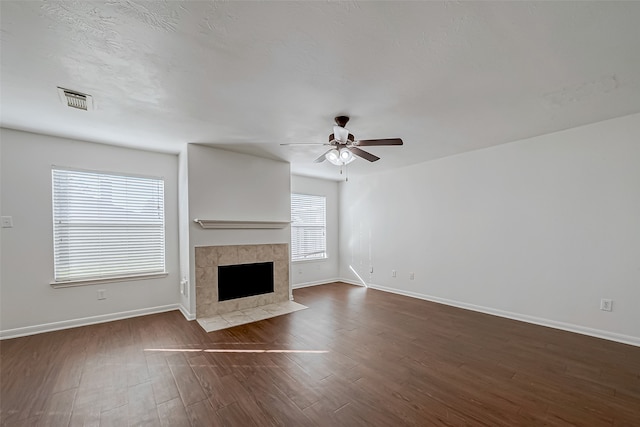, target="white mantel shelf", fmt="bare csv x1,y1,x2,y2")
193,219,290,229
